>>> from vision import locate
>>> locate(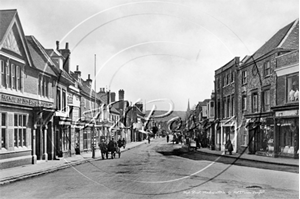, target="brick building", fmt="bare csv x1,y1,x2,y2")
273,49,299,158
214,57,239,152
0,10,55,168
237,19,299,158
